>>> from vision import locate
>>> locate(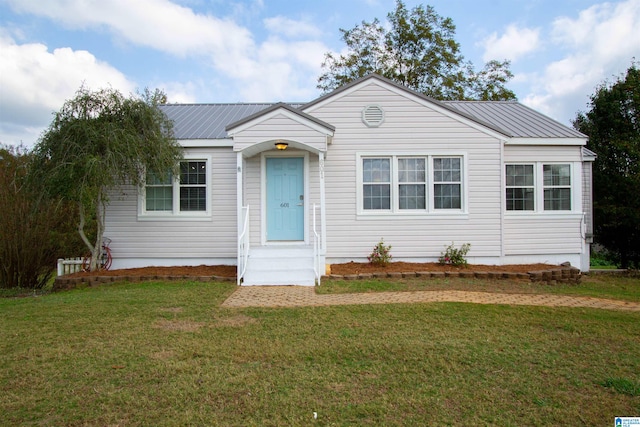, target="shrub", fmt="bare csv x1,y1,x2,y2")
368,238,392,266
438,242,471,267
0,145,84,289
